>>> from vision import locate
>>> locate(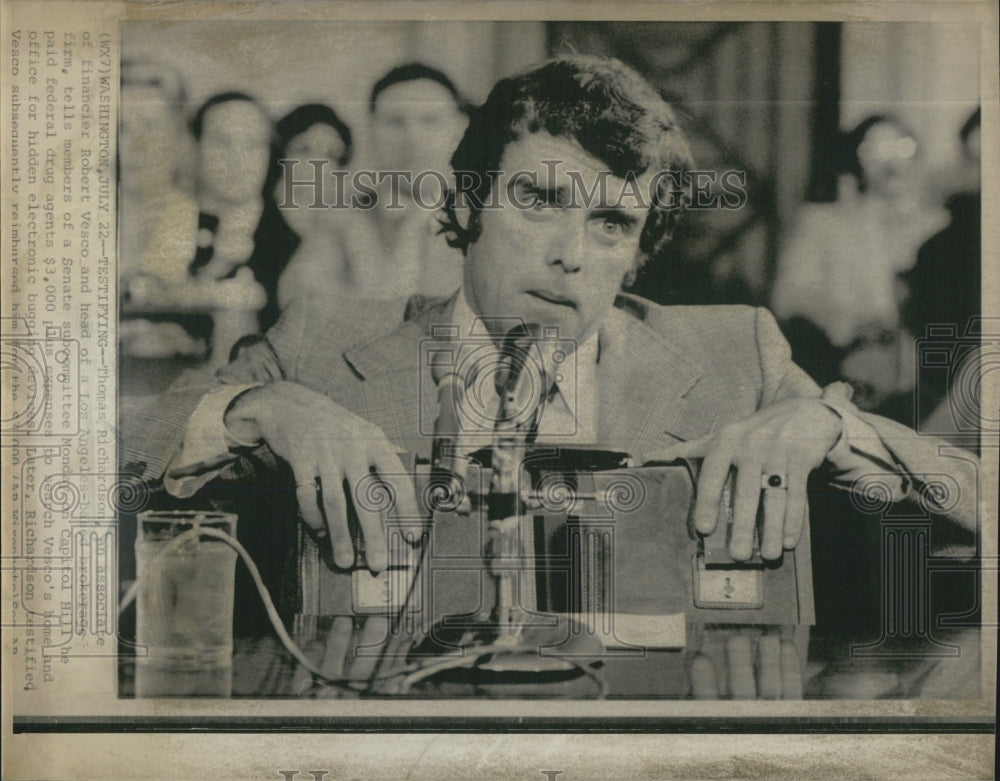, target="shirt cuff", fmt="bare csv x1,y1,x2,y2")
163,382,262,498
818,382,909,500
